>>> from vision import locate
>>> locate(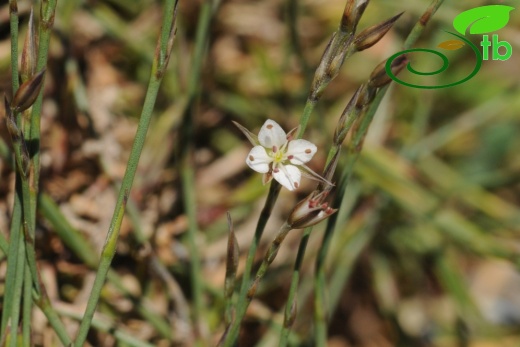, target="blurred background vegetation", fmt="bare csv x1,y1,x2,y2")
0,0,519,346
